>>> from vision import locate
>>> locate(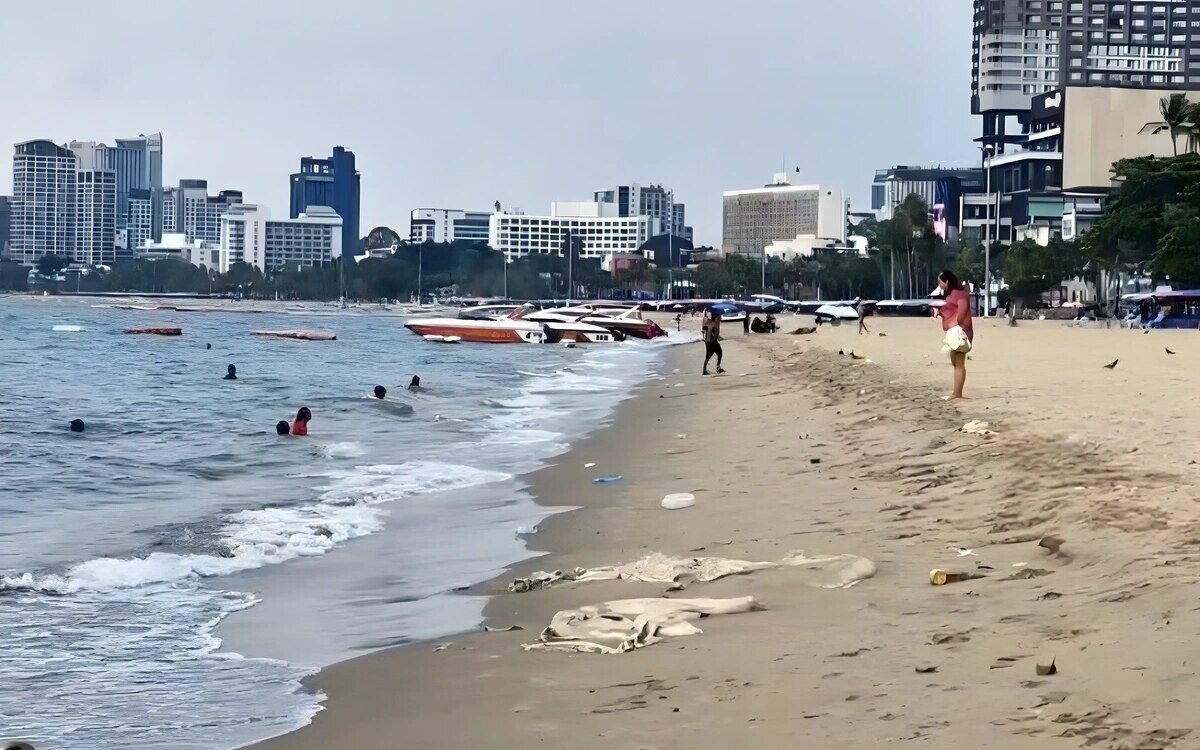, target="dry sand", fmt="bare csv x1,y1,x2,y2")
250,314,1200,750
